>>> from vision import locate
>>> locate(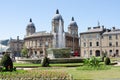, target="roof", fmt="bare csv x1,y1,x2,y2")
26,18,35,29
80,27,103,34
69,17,78,27
25,31,53,38
8,39,24,43
65,32,79,38
103,29,120,35
52,9,63,21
